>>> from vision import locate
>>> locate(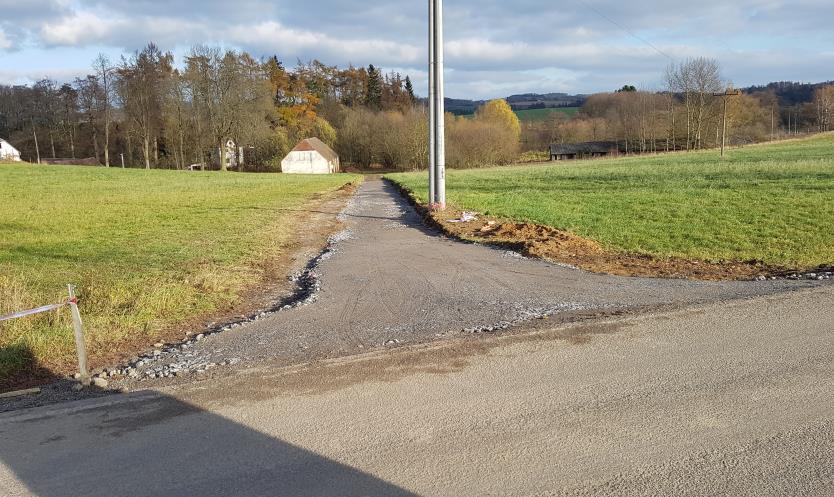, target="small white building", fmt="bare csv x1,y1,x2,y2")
281,138,340,174
0,138,22,162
